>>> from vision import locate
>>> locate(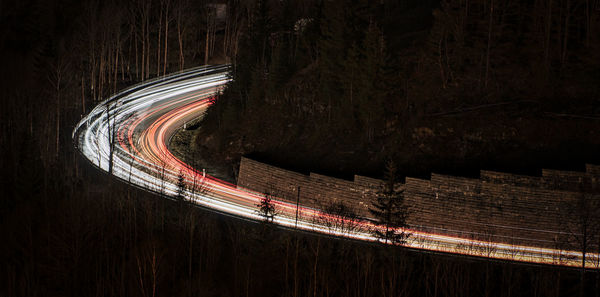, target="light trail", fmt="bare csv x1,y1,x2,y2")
72,65,599,269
